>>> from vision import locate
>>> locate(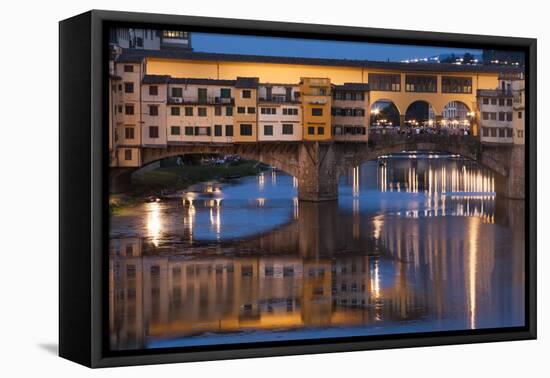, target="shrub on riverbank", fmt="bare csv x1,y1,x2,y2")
131,160,263,195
